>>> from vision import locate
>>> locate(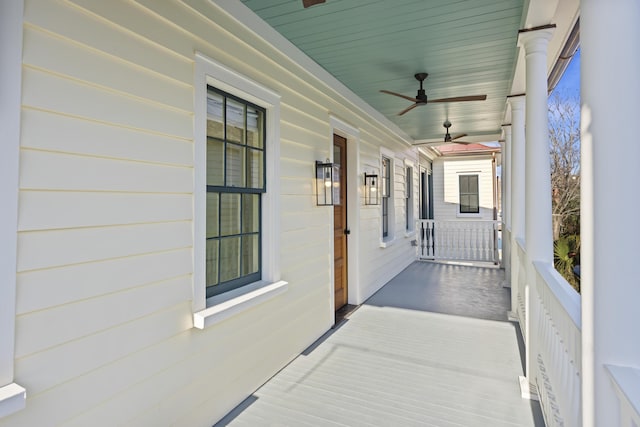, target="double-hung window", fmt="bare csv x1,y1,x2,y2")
205,87,266,297
405,166,413,231
459,174,480,214
193,53,285,330
381,156,391,238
